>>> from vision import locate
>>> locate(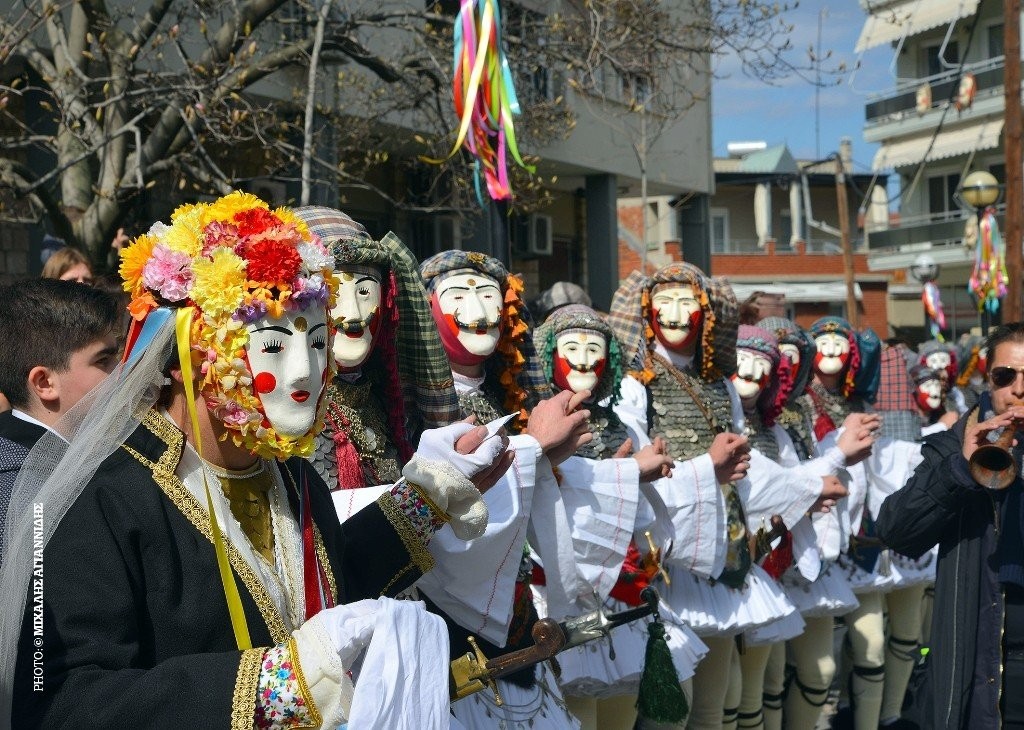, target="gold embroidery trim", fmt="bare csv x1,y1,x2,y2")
122,412,290,643
376,492,435,580
379,563,415,598
231,648,265,730
288,636,324,729
312,522,338,604
408,479,452,523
